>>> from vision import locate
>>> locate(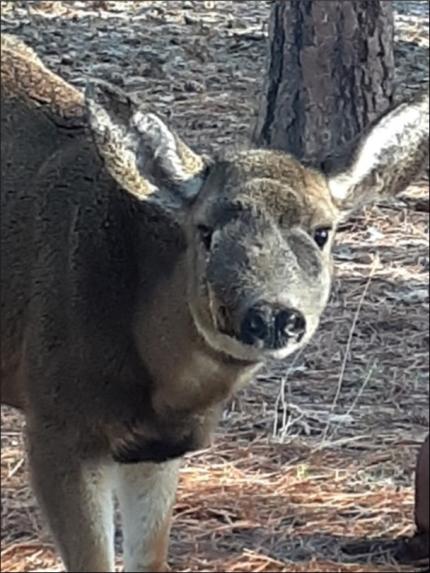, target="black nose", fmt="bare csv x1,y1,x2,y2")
240,303,306,349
